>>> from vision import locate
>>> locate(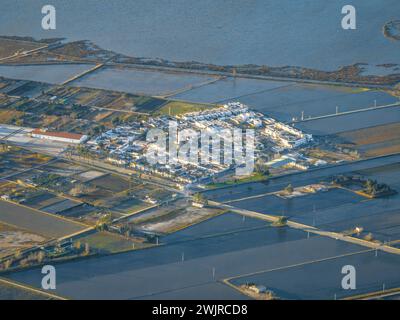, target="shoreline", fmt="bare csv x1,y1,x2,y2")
1,36,399,88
